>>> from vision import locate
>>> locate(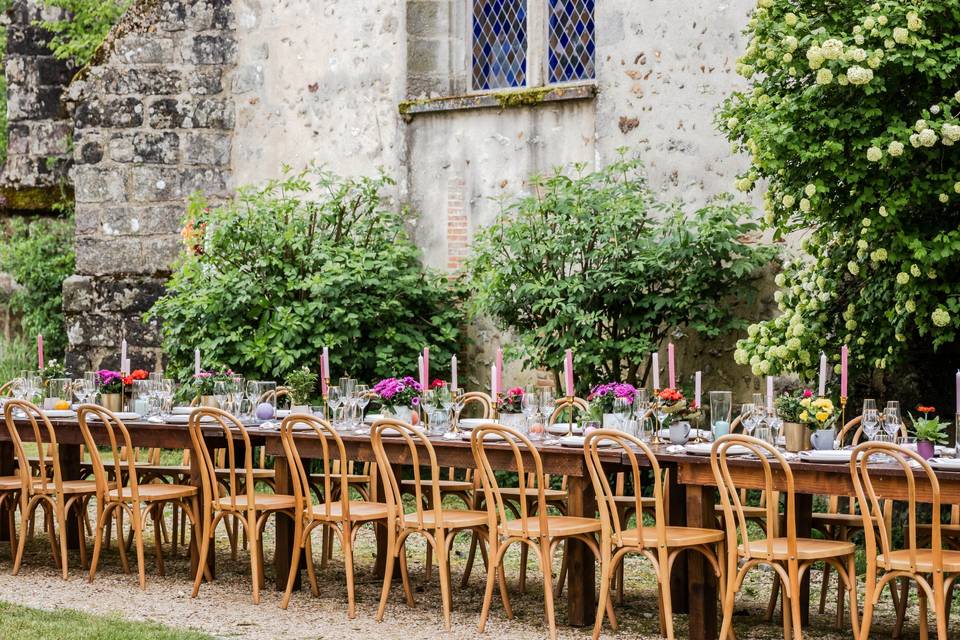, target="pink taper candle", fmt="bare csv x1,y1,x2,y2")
667,342,676,389
840,345,848,397
321,347,329,397
564,349,574,397
37,334,43,370
423,347,430,387
496,347,503,397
